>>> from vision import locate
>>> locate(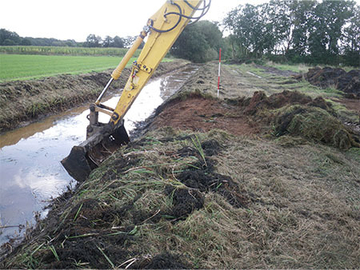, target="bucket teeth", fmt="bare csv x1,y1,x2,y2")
61,125,130,182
